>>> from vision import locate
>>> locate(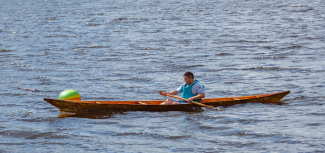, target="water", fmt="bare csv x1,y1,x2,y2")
1,0,324,152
